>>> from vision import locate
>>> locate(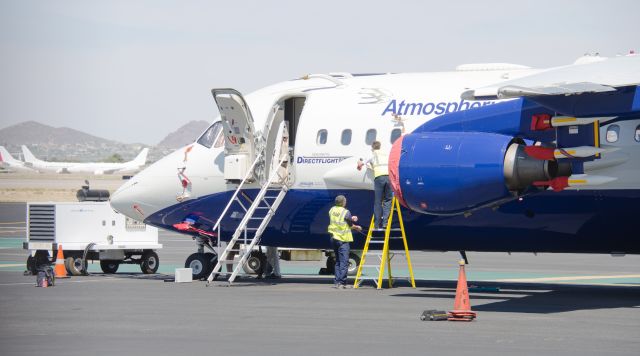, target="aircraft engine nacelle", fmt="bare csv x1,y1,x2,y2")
390,132,570,215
